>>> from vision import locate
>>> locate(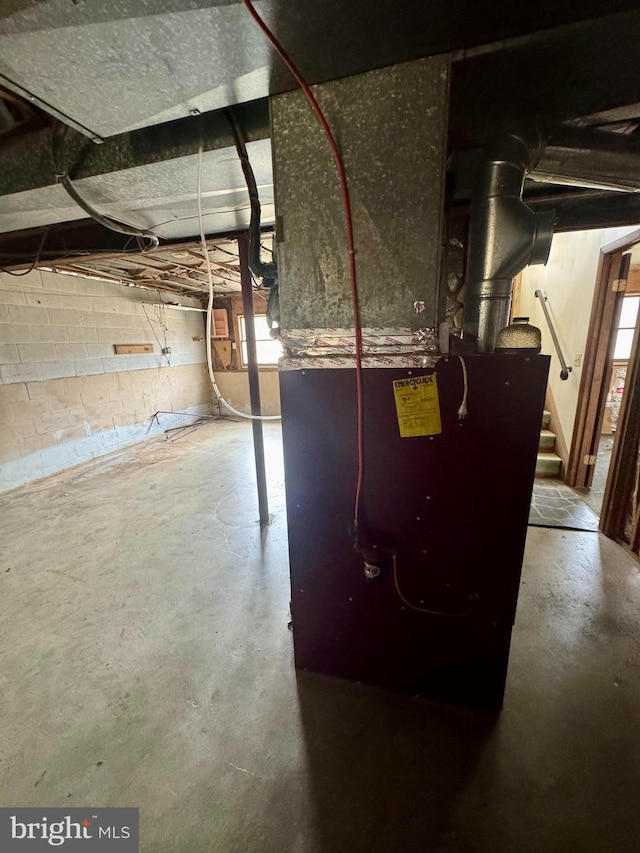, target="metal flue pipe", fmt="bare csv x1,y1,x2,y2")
463,133,556,352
